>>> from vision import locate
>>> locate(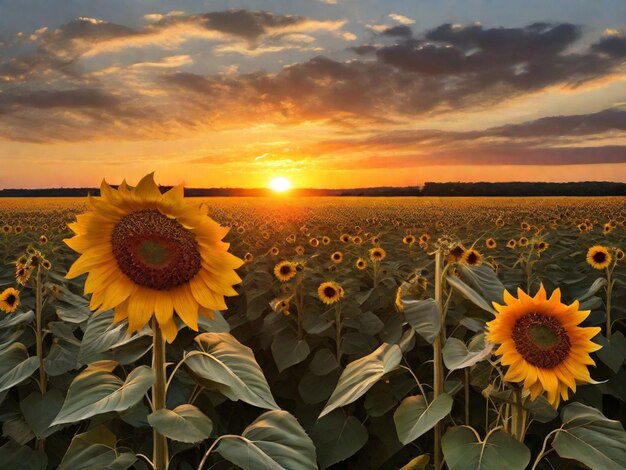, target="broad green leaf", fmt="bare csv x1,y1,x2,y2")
310,413,368,469
442,426,530,470
52,364,155,425
446,275,495,314
400,455,430,470
596,332,626,373
198,310,230,333
271,329,310,372
394,393,453,444
20,390,64,439
458,264,505,305
0,309,34,329
58,426,136,470
309,348,339,376
579,277,607,302
217,410,317,470
442,334,494,371
319,342,402,418
78,310,149,364
402,298,441,343
0,351,39,393
552,402,626,470
0,440,47,470
186,332,279,410
148,404,213,443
